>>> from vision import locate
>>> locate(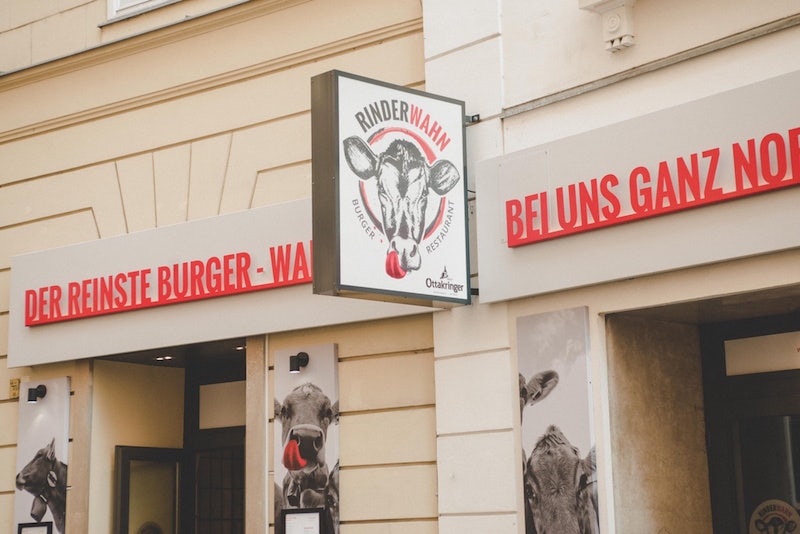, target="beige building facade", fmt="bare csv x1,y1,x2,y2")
1,1,799,533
